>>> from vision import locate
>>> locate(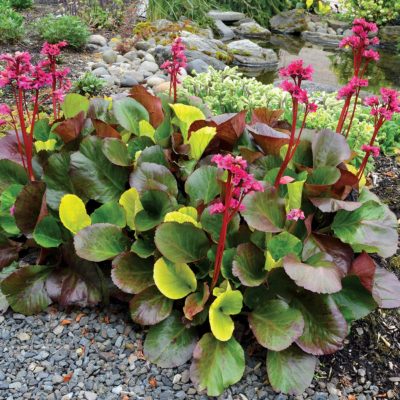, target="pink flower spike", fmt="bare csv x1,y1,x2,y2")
0,104,11,115
210,202,225,215
363,49,380,62
279,176,295,184
361,144,380,157
287,208,305,221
